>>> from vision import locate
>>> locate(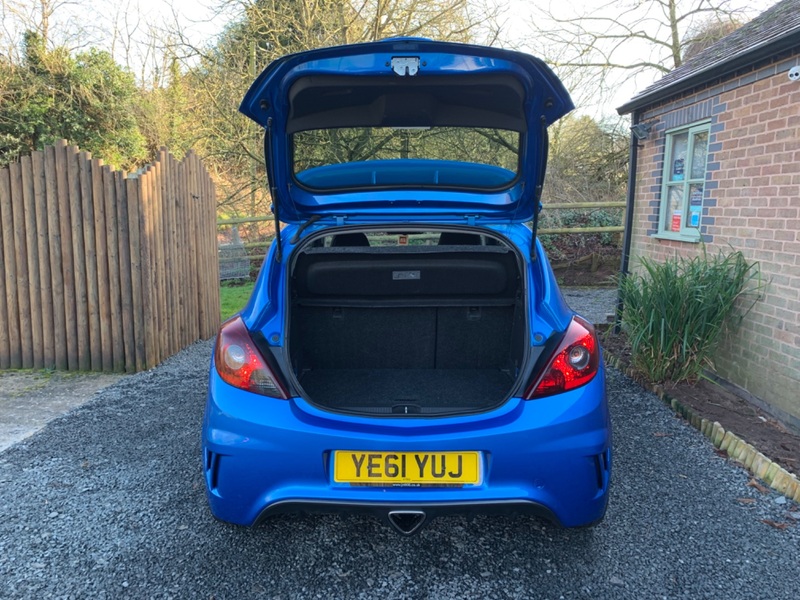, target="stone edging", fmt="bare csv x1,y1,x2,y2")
605,353,800,504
